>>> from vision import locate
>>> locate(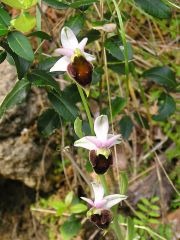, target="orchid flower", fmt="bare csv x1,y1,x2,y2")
50,26,95,73
74,115,121,174
81,182,127,210
81,183,127,229
74,115,121,153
